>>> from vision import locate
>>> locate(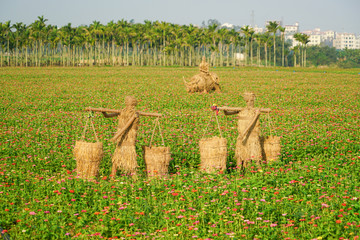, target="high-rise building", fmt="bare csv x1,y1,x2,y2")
333,33,360,49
